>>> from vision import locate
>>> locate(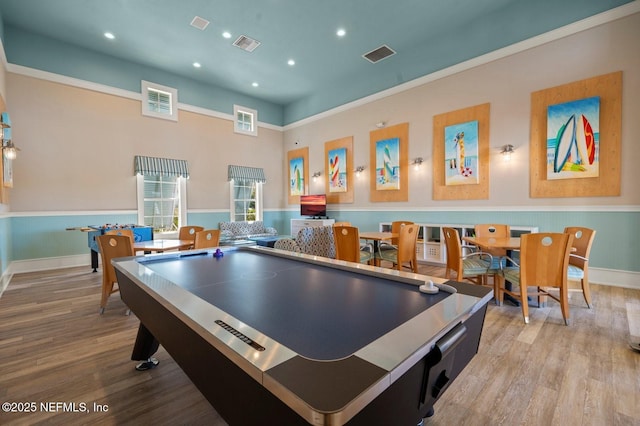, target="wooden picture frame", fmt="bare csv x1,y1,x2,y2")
324,136,354,204
433,103,490,200
369,122,409,202
530,71,622,197
287,147,309,205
